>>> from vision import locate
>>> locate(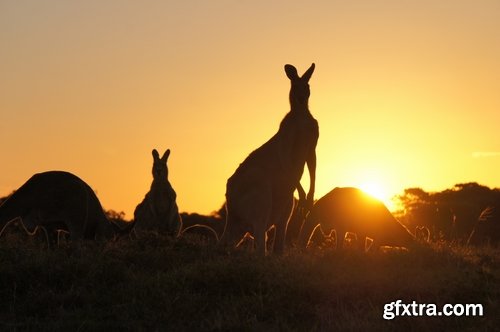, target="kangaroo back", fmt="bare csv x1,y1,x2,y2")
0,171,116,241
